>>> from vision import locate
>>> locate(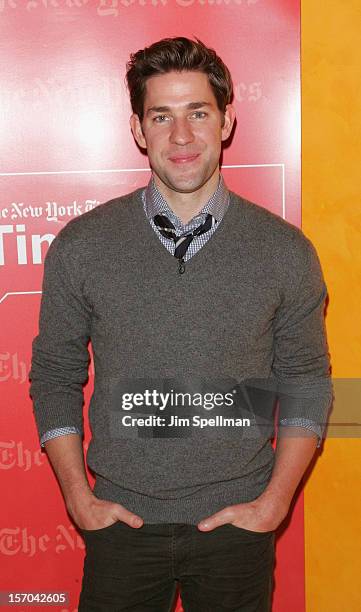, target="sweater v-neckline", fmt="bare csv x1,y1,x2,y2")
130,188,239,271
